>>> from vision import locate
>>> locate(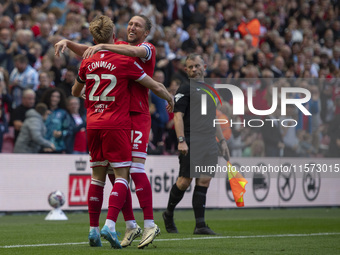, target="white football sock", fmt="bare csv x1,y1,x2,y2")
144,219,155,228
89,226,100,234
126,220,137,229
105,219,116,232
